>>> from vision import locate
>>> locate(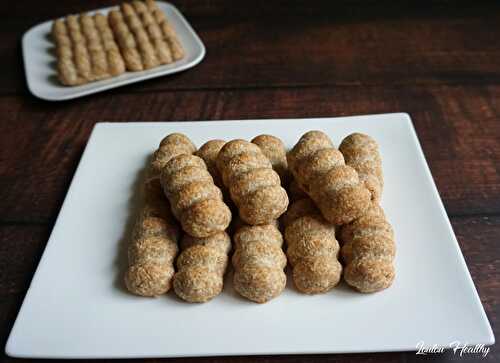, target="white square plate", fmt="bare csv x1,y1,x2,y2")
6,114,494,358
22,2,205,101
